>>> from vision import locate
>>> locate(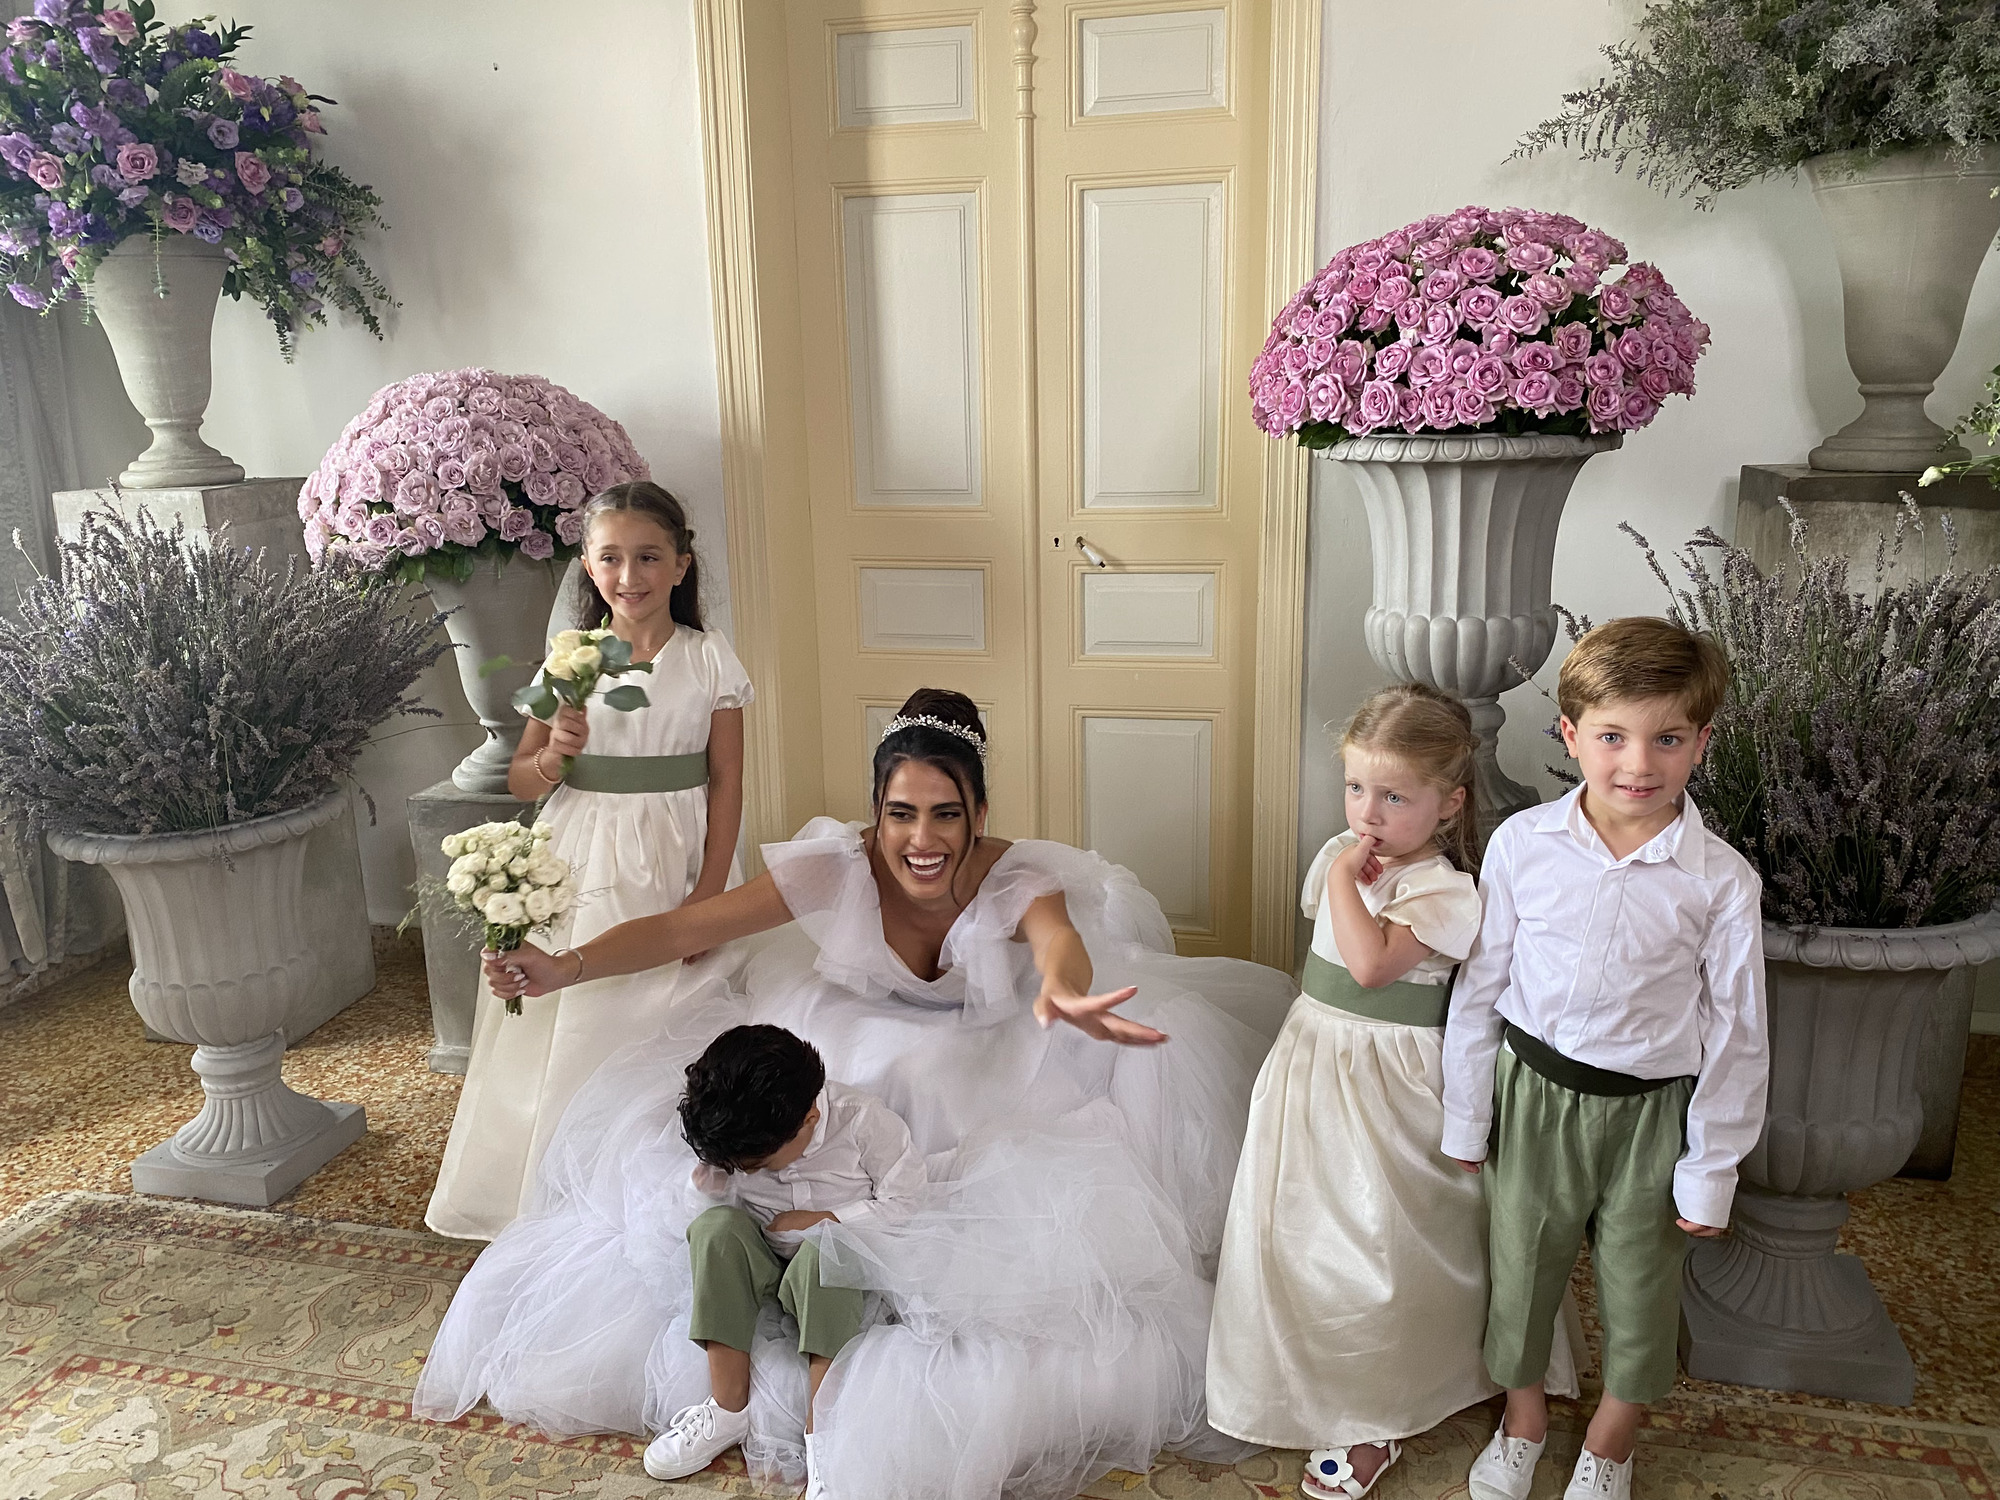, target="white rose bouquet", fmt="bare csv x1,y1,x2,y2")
481,627,652,776
442,819,576,1014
